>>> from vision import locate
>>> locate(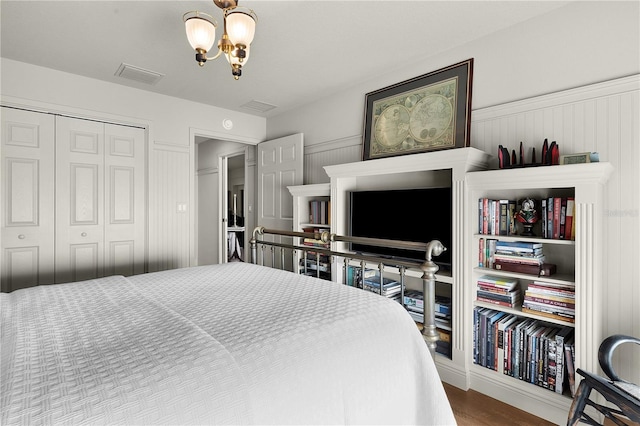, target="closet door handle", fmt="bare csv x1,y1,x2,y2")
18,234,25,239
81,232,87,237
